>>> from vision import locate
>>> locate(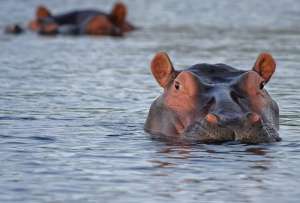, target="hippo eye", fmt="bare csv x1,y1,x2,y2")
174,81,180,90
